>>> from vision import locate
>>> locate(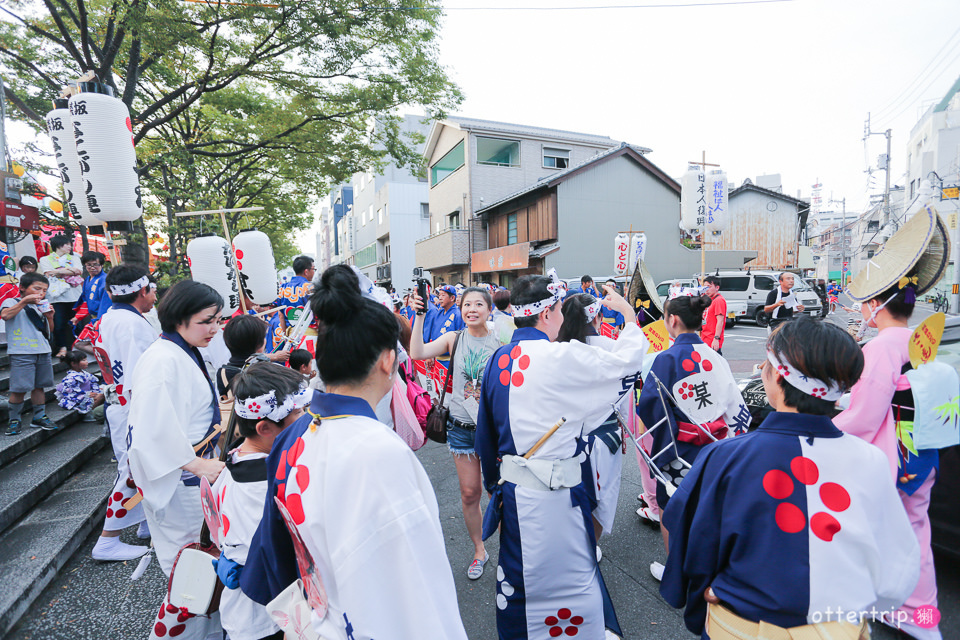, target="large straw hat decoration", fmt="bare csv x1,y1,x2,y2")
846,203,951,302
